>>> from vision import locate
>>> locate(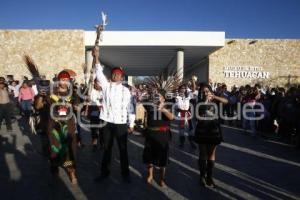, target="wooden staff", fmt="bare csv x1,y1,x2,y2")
84,12,107,115
87,12,107,96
